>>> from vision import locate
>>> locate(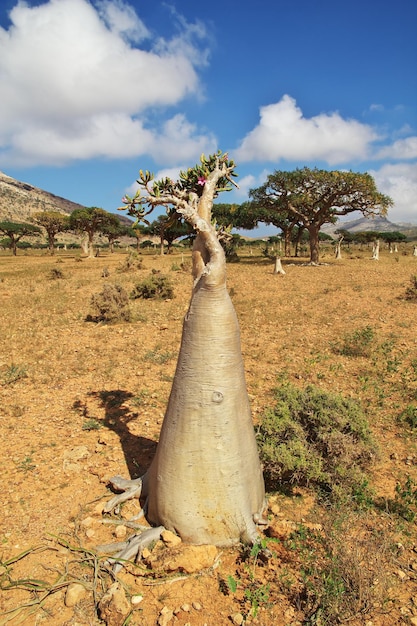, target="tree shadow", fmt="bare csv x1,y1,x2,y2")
85,389,157,479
